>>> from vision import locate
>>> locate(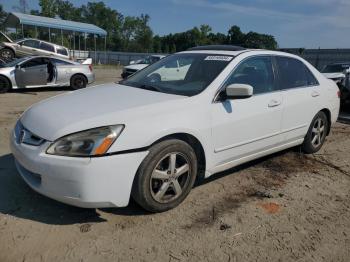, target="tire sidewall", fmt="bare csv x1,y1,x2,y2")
0,48,14,61
303,111,329,154
0,76,10,93
71,75,87,90
132,139,198,212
